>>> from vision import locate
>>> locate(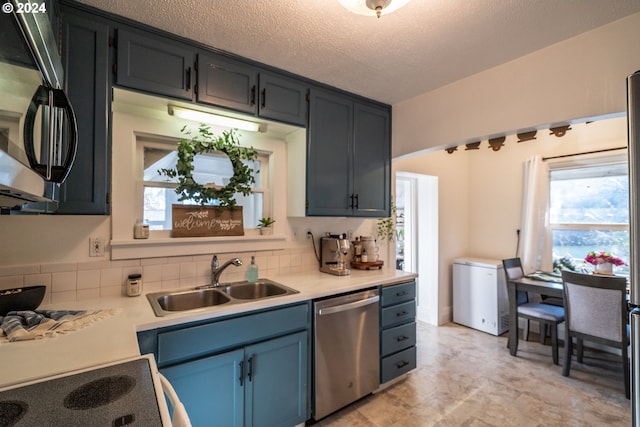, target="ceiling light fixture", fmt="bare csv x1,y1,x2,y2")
338,0,411,18
168,105,263,132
